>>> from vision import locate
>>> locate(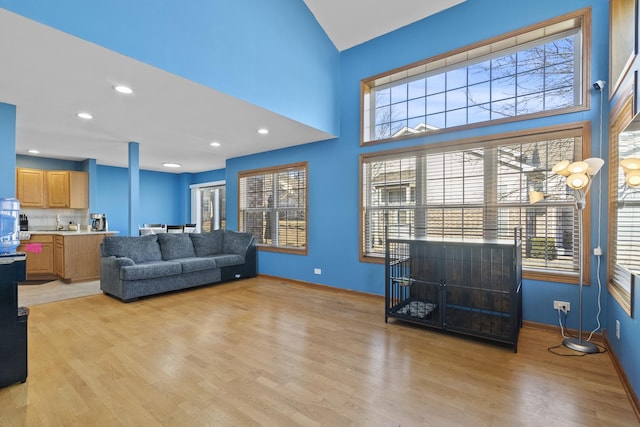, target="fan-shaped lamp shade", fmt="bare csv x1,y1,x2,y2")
552,160,571,176
552,157,604,178
567,173,589,189
567,161,589,174
584,157,604,175
529,191,546,204
626,170,640,187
